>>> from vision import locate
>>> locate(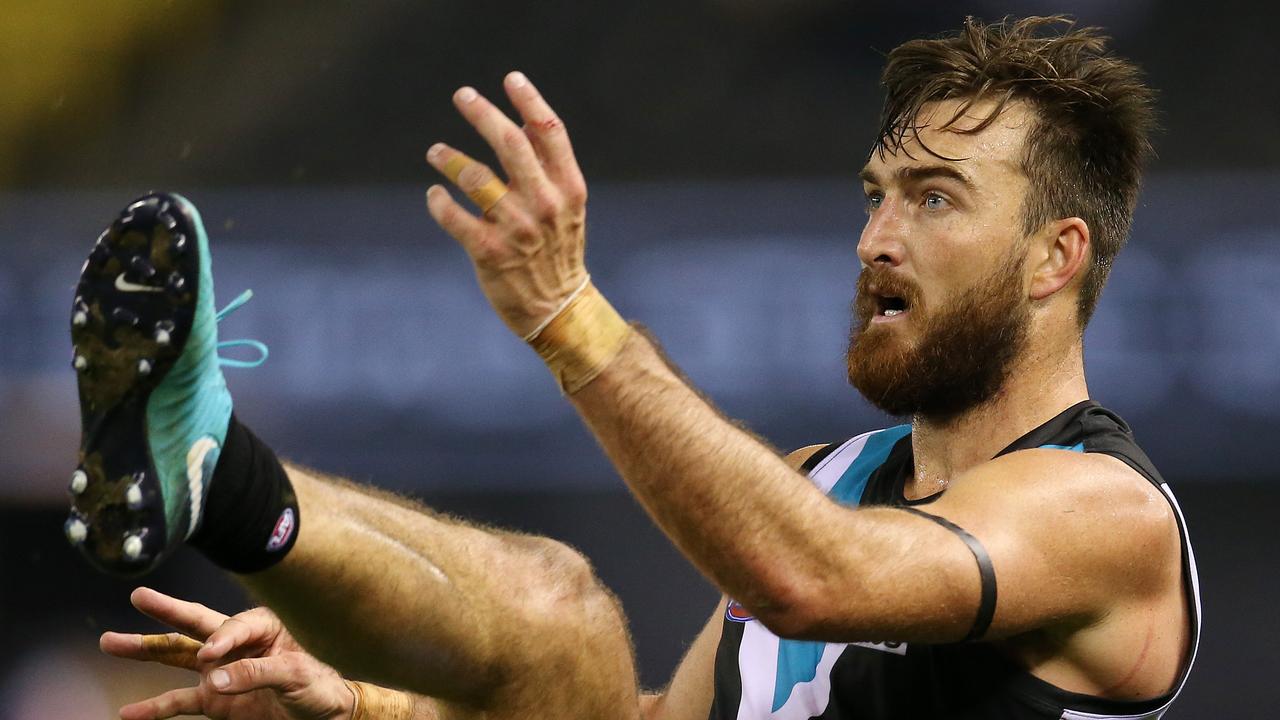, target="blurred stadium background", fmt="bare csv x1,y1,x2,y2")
2,0,1276,716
